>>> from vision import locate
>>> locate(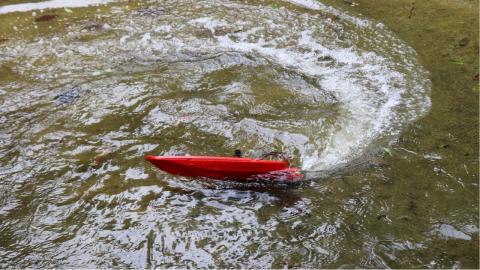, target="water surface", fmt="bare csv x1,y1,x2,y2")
0,0,478,268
